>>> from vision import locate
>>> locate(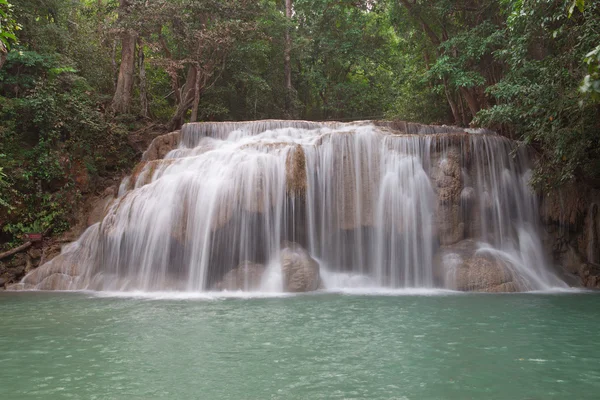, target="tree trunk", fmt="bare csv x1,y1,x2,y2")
111,0,137,114
96,0,104,34
398,0,441,46
0,242,32,260
169,65,198,130
190,67,202,122
458,93,468,126
423,50,431,70
460,87,481,121
138,37,149,118
0,41,7,70
159,35,181,105
111,39,118,90
284,0,293,116
443,79,461,125
112,30,137,113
